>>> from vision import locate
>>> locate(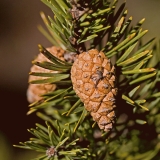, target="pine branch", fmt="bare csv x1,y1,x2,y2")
15,0,160,159
14,121,89,159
